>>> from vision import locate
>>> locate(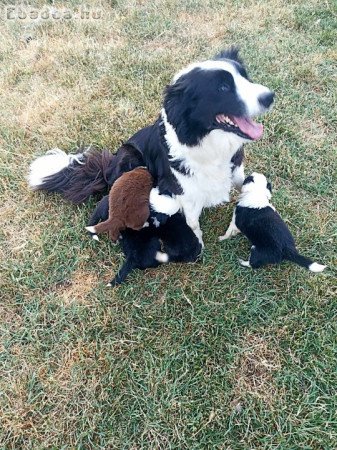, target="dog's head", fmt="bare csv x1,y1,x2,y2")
241,172,272,200
164,48,274,146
